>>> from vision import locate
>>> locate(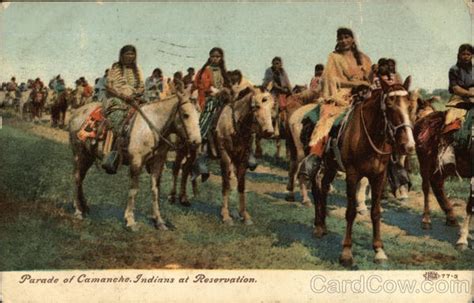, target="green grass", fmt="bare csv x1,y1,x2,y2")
0,124,472,270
